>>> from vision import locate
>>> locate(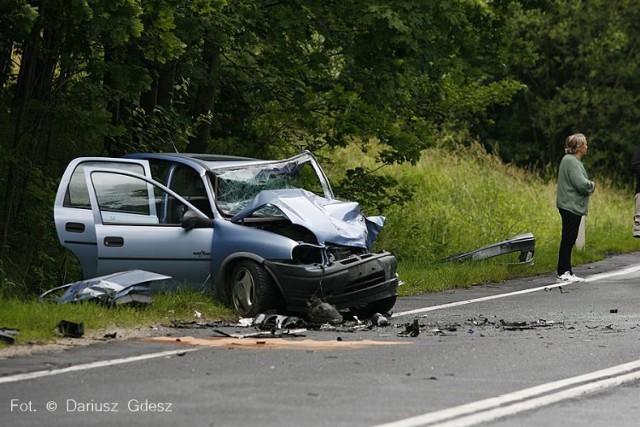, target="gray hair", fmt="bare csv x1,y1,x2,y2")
565,133,587,154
